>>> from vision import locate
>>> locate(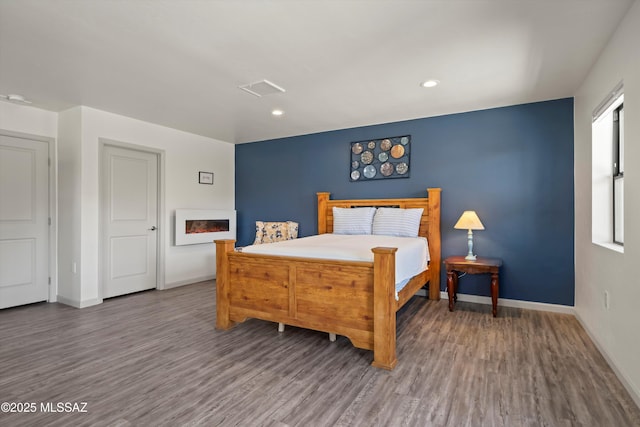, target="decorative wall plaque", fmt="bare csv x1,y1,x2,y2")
349,135,411,181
